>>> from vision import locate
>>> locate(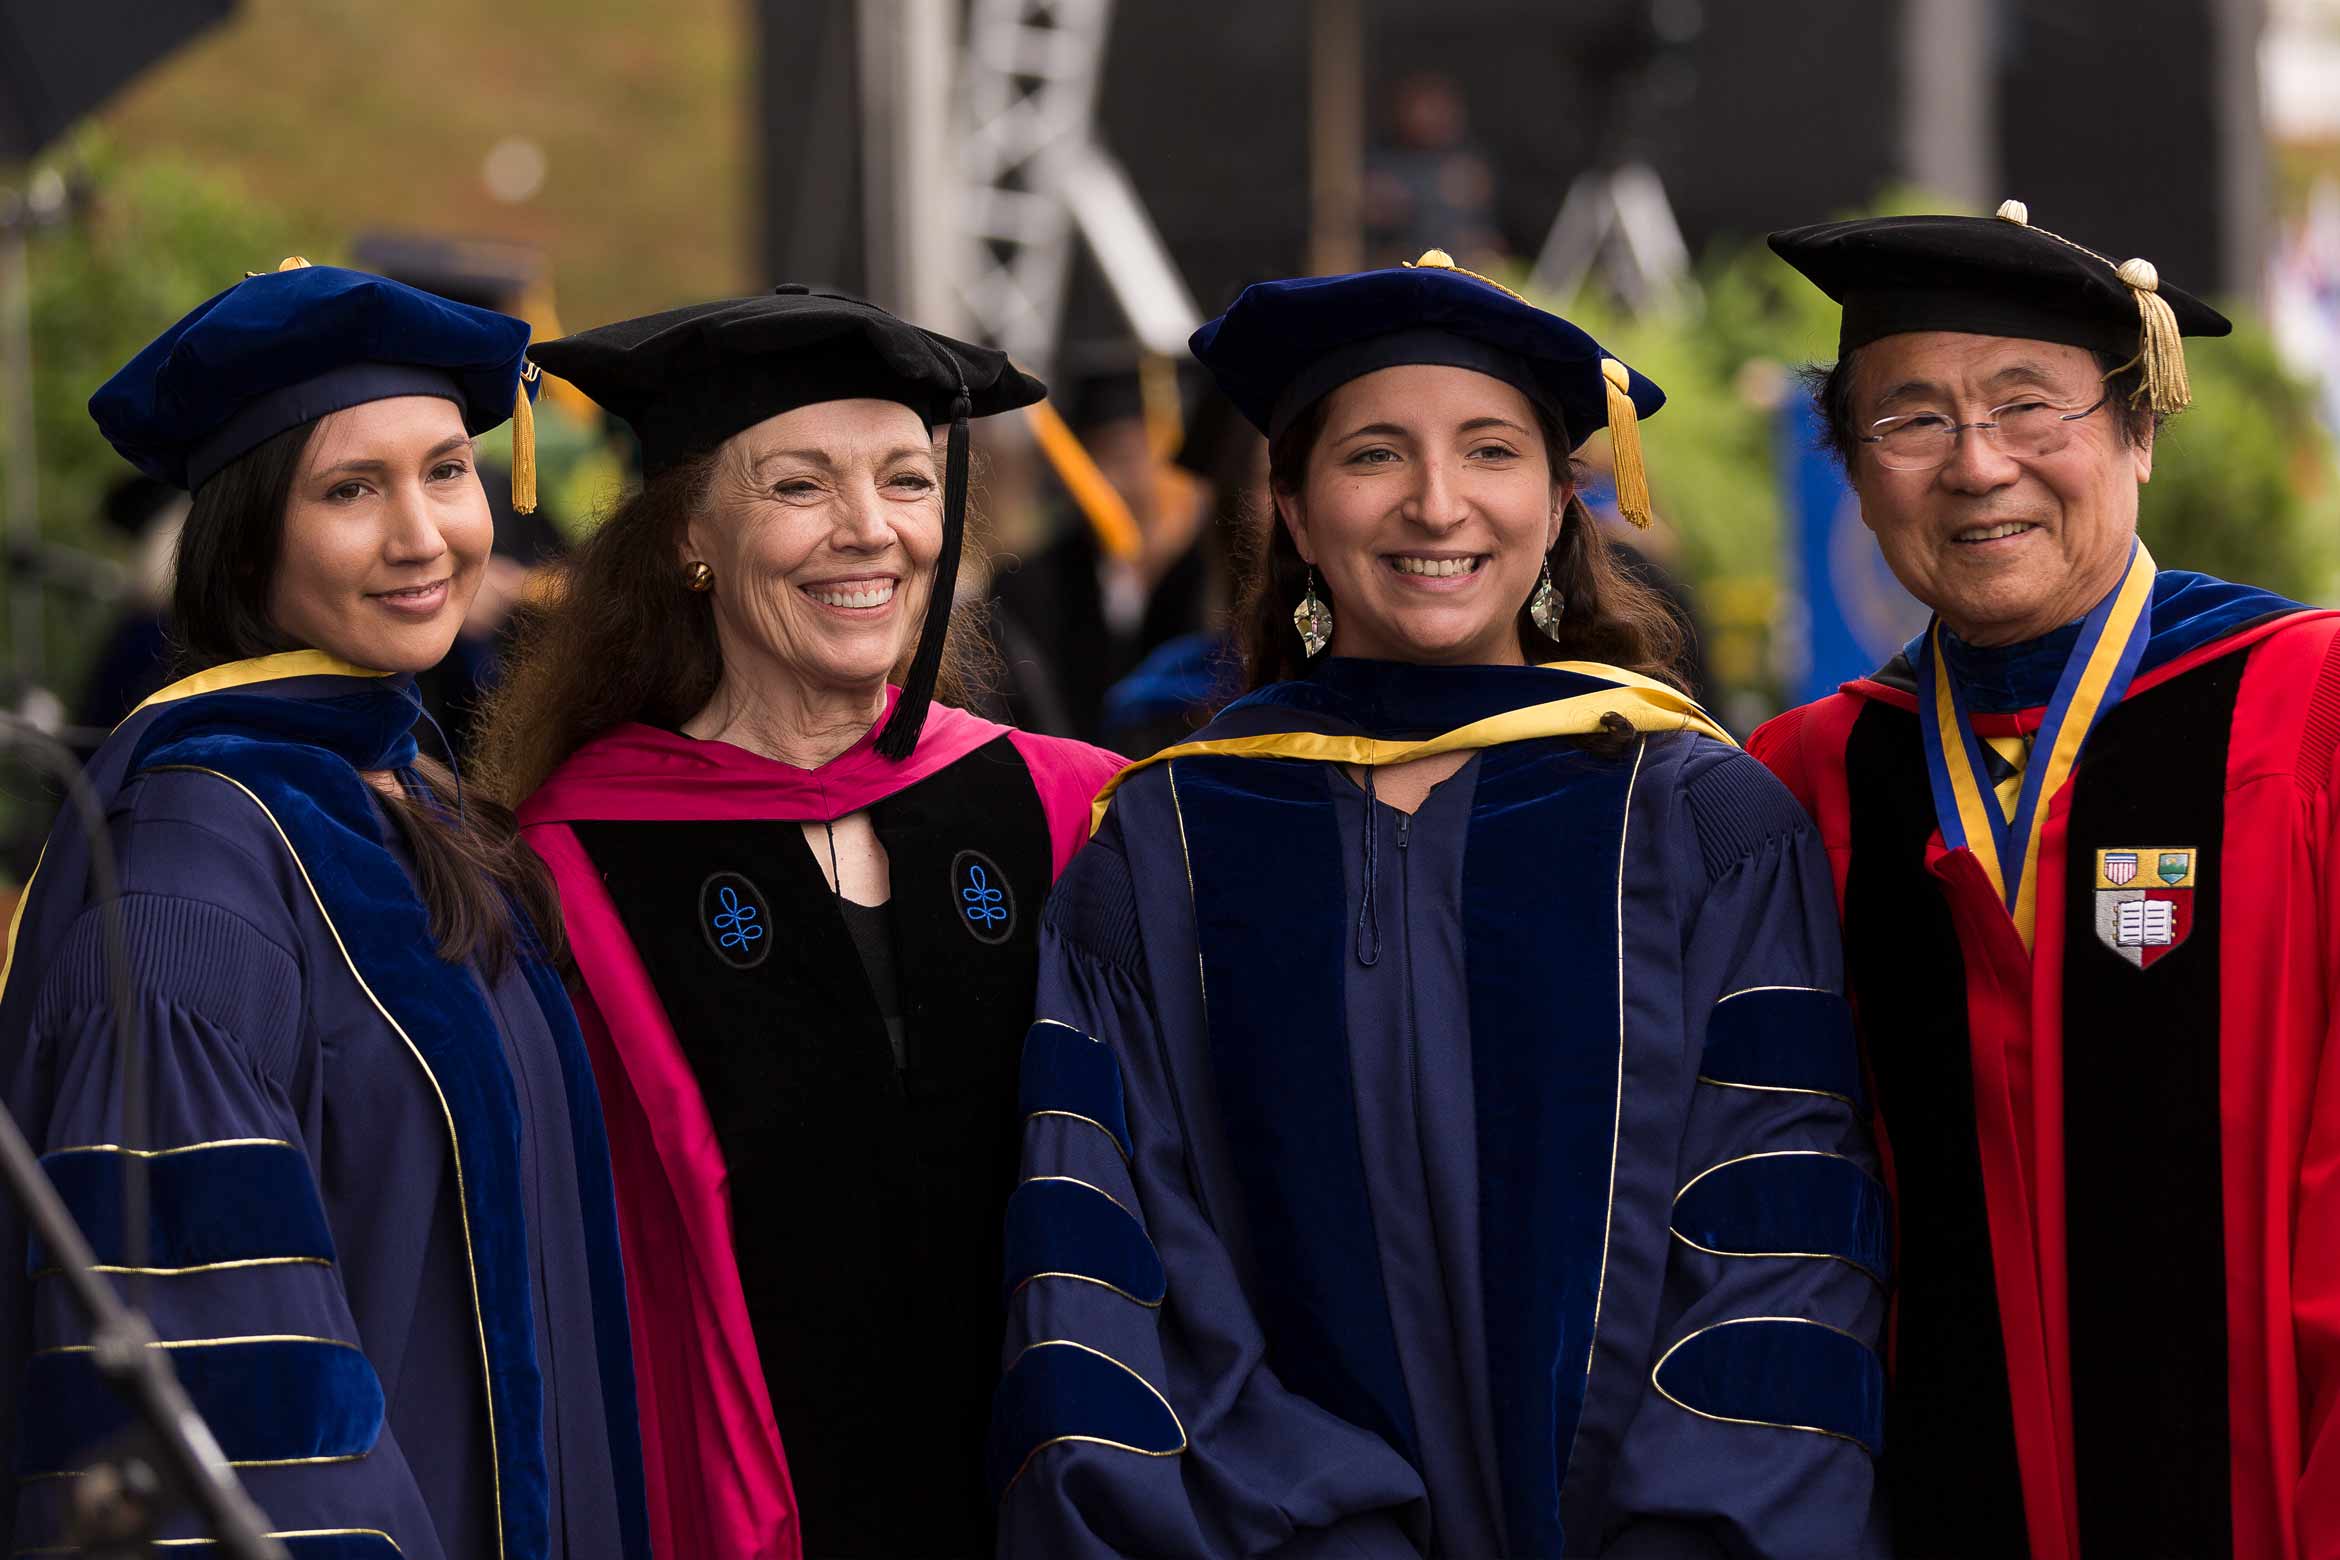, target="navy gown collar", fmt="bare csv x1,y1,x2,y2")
1888,568,2304,714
